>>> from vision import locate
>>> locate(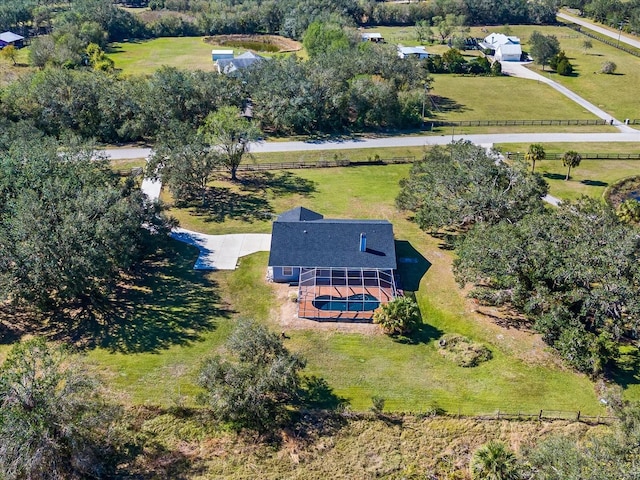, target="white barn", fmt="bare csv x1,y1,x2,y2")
479,33,522,62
